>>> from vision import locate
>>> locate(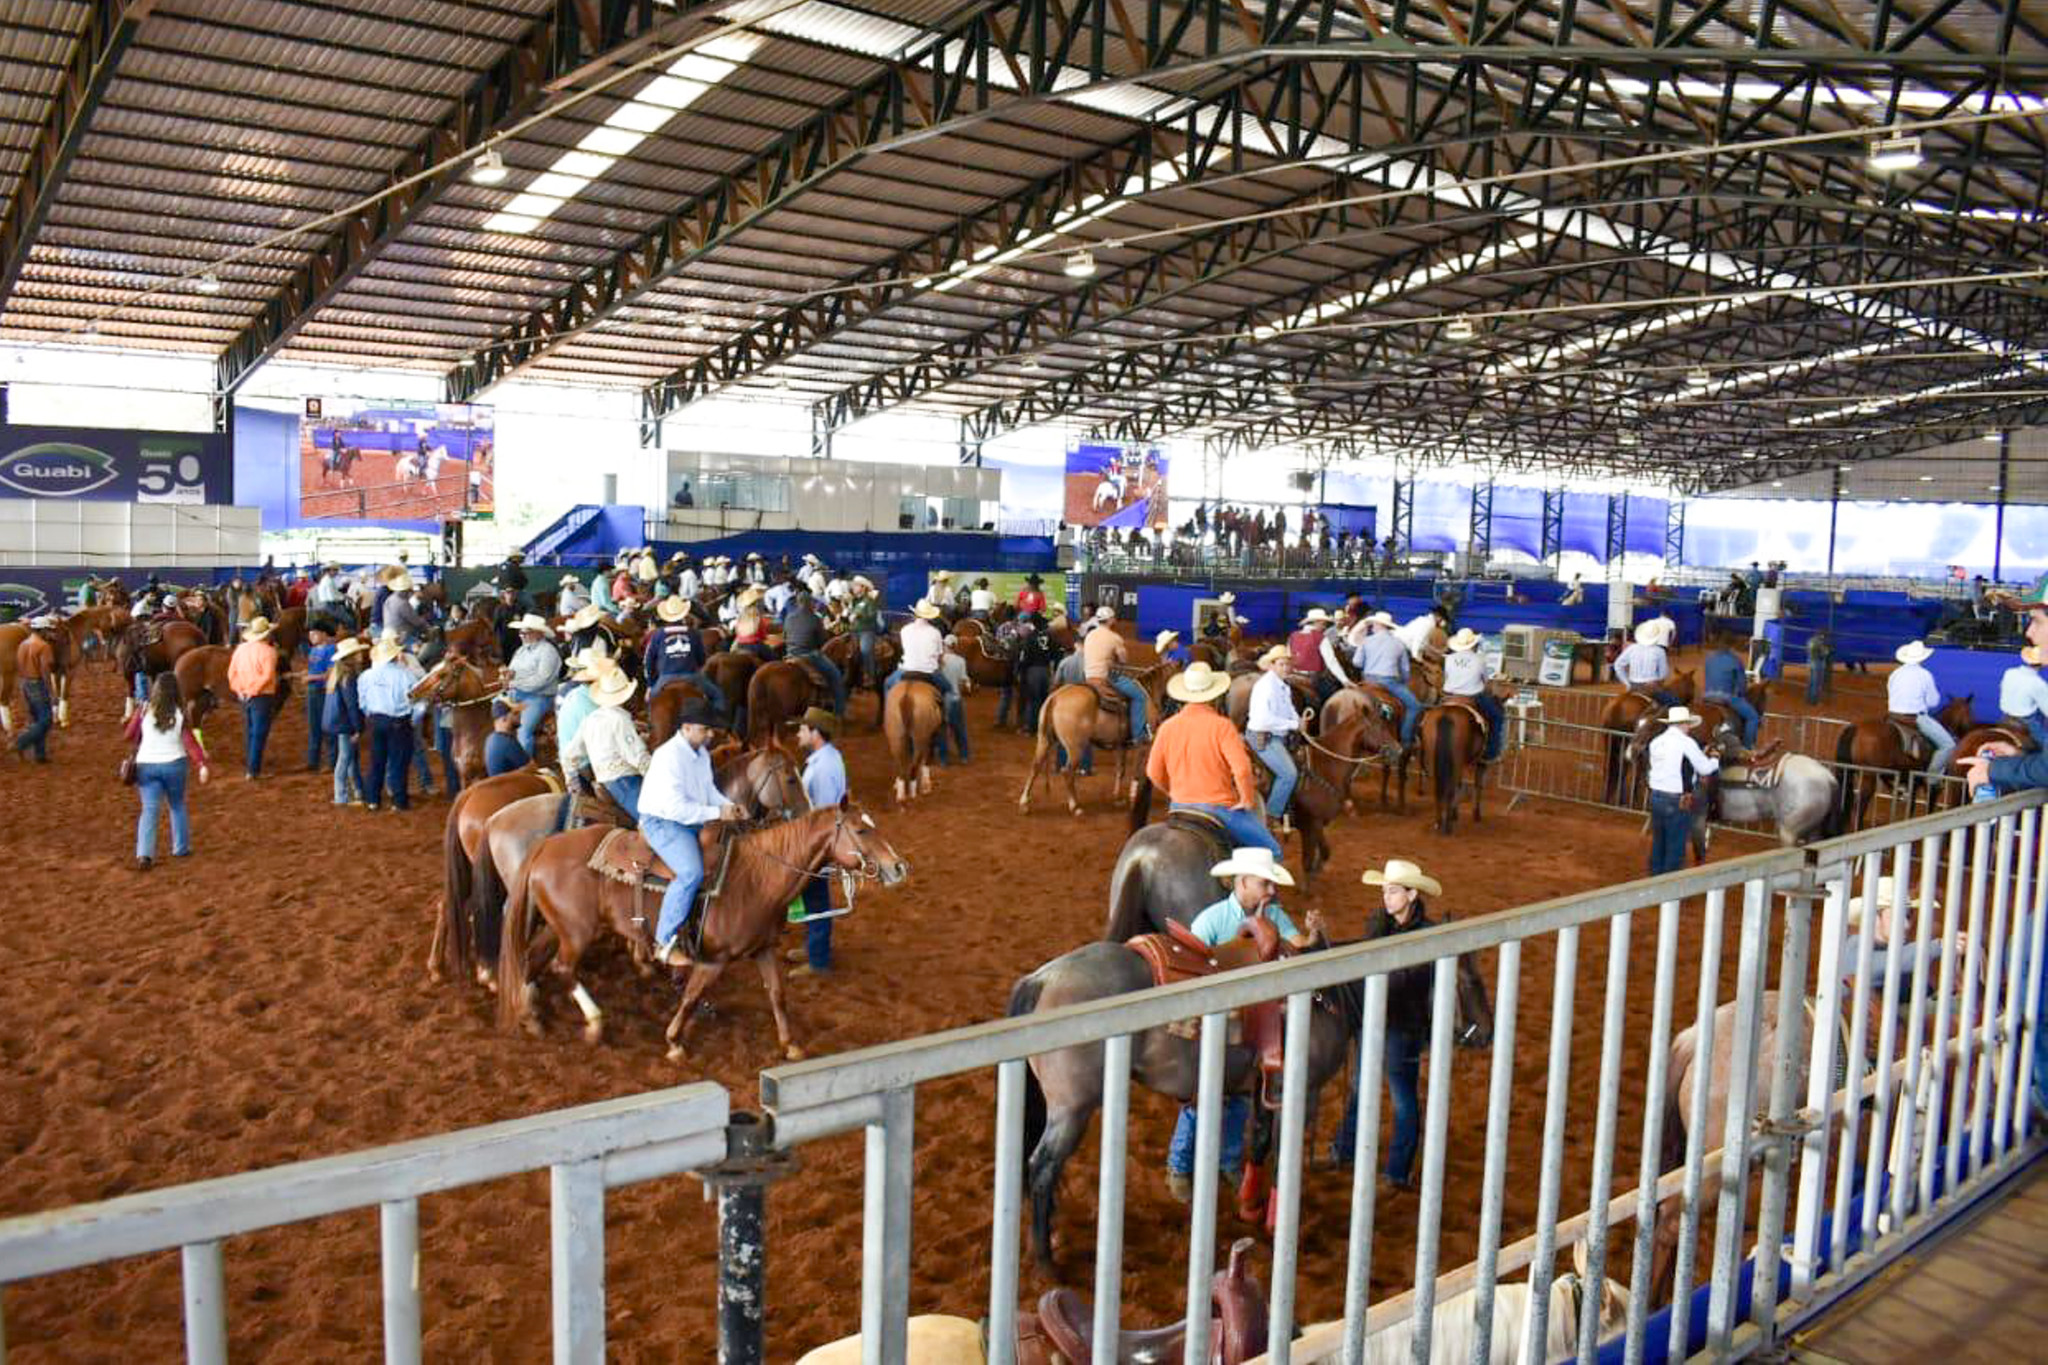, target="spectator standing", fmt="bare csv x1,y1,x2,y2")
325,638,368,805
13,617,58,764
359,637,418,811
228,616,281,779
787,707,847,976
124,673,210,870
304,623,337,770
